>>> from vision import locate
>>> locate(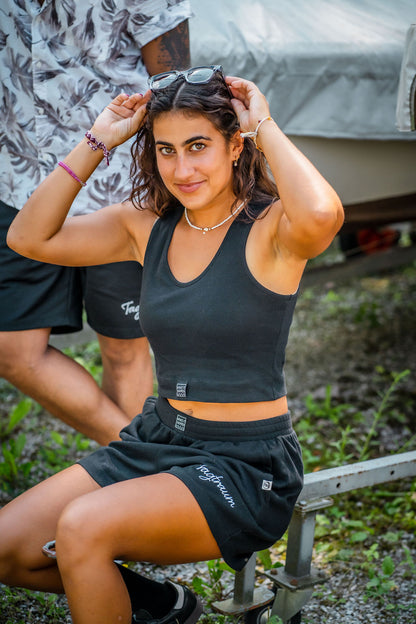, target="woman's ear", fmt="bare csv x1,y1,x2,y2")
231,130,244,160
